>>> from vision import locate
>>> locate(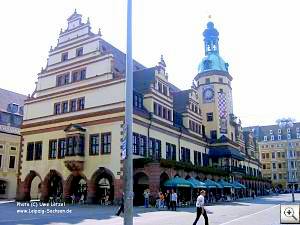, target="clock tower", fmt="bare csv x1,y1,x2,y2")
194,21,236,141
